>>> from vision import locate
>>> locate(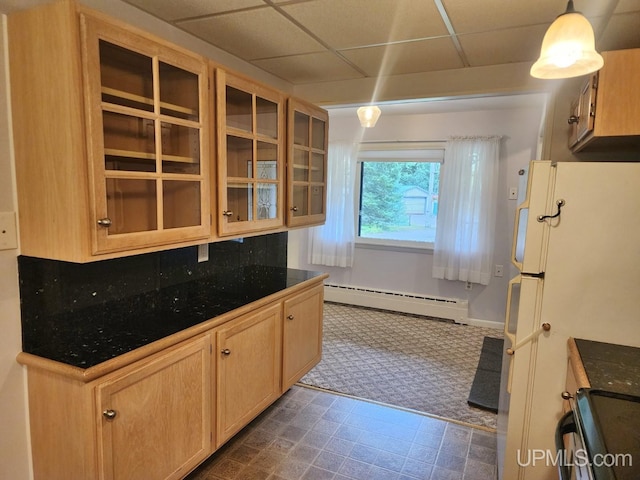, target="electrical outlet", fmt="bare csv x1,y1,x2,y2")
197,243,209,263
508,187,518,200
0,211,18,250
495,264,504,277
465,281,473,290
